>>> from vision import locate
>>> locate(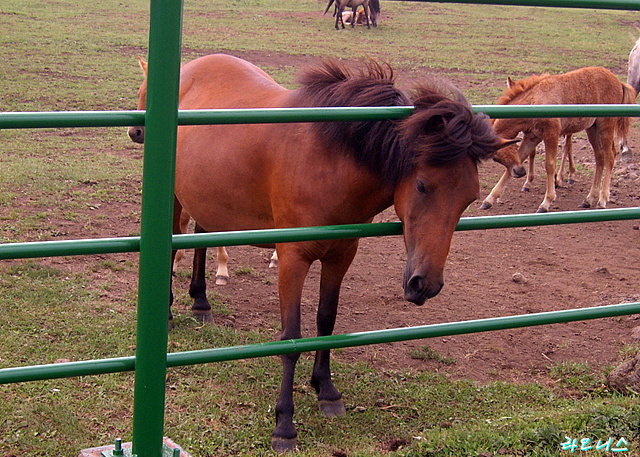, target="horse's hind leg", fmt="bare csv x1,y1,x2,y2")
168,197,185,330
215,247,230,285
269,250,279,268
311,240,358,418
189,223,213,323
581,125,609,208
336,5,345,28
558,134,576,186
